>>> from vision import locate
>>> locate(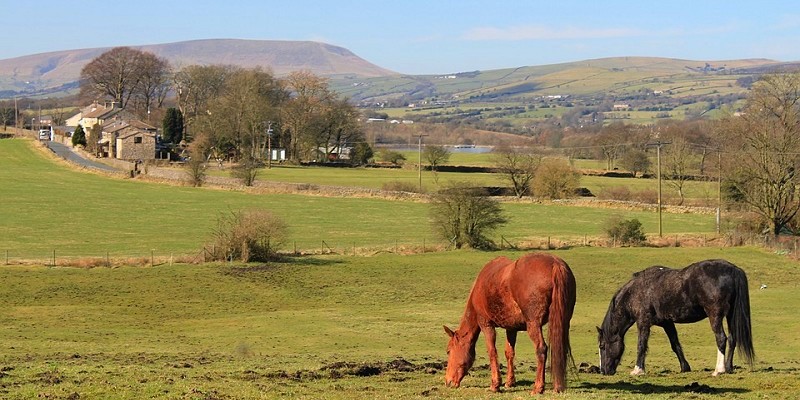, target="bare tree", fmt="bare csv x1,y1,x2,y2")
80,47,146,108
281,71,332,161
717,72,800,235
493,146,542,197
